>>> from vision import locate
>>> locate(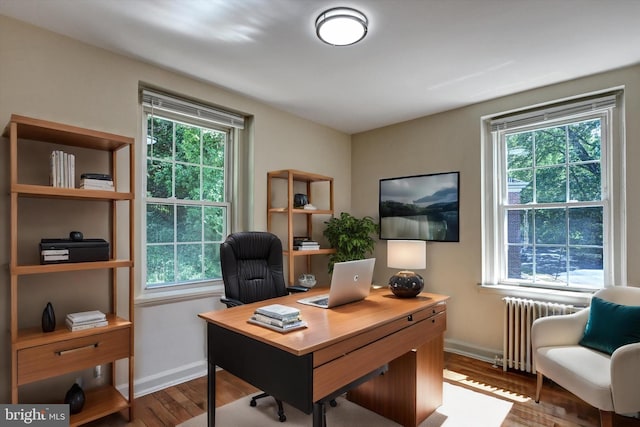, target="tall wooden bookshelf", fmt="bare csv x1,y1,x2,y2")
4,115,135,425
267,169,335,285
